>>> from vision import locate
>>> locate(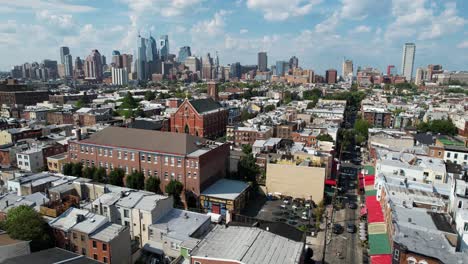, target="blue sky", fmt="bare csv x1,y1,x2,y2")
0,0,467,74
